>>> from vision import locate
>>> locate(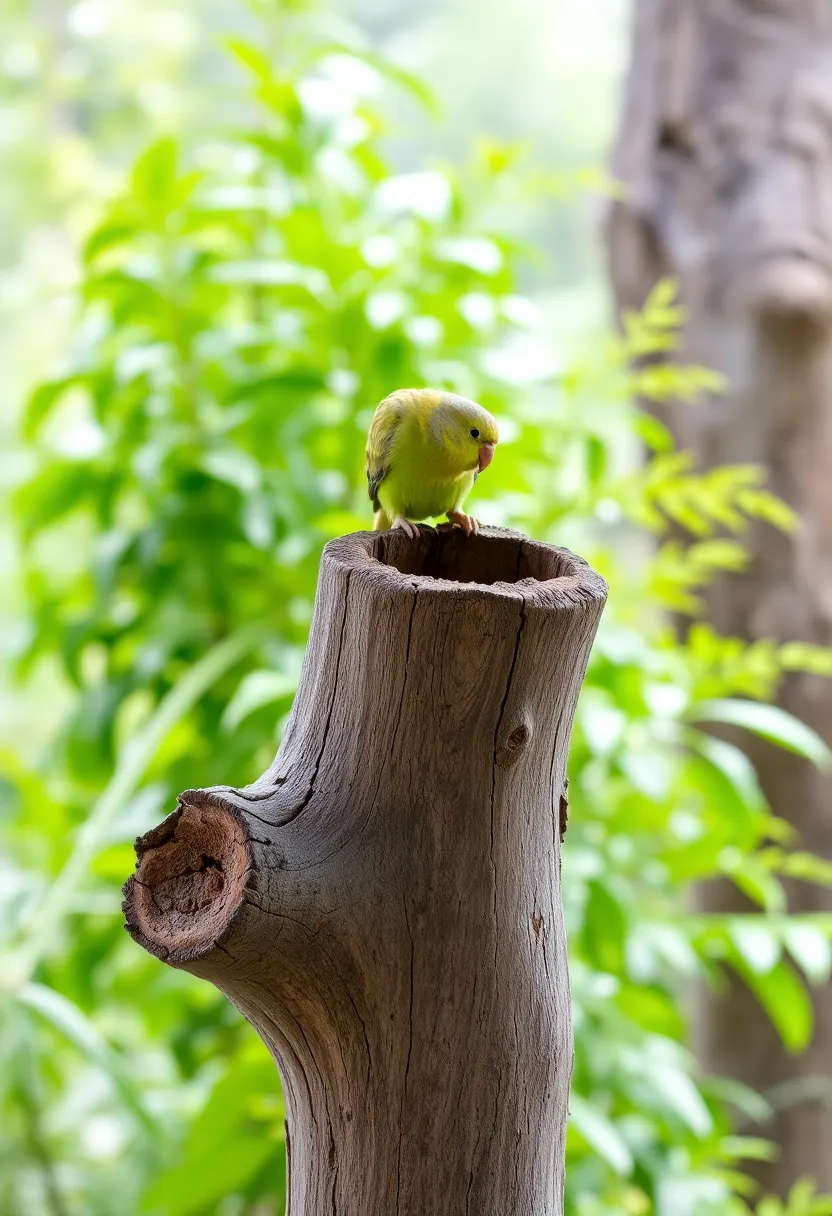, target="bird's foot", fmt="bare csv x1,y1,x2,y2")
392,516,421,540
444,510,479,537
